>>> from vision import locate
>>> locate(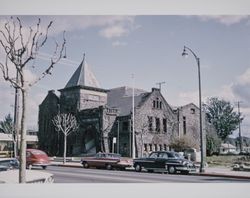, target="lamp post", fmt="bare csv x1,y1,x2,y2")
182,46,205,173
132,74,136,159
